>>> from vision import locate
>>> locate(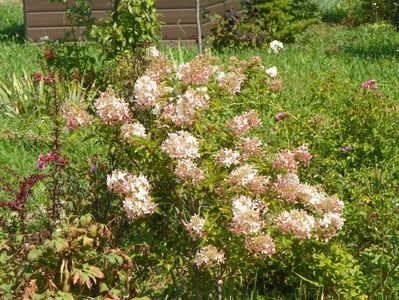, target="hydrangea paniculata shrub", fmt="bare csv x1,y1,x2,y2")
61,49,345,295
